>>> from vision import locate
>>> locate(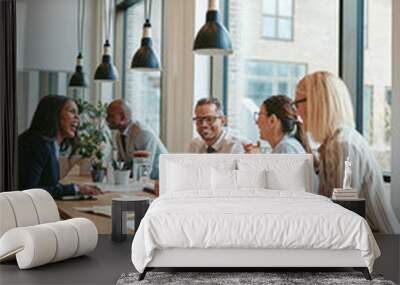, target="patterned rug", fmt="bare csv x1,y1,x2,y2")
116,271,396,285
